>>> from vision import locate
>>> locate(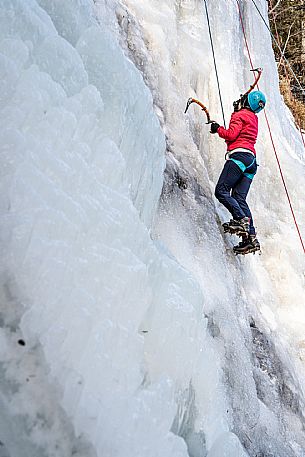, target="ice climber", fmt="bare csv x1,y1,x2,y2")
210,90,266,255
